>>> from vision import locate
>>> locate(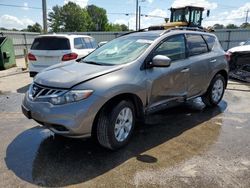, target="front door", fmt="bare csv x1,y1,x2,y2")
146,34,190,109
